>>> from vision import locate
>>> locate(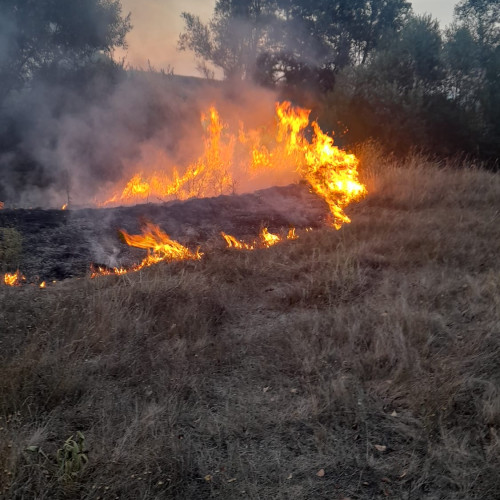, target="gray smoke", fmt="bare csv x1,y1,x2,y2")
0,69,281,208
